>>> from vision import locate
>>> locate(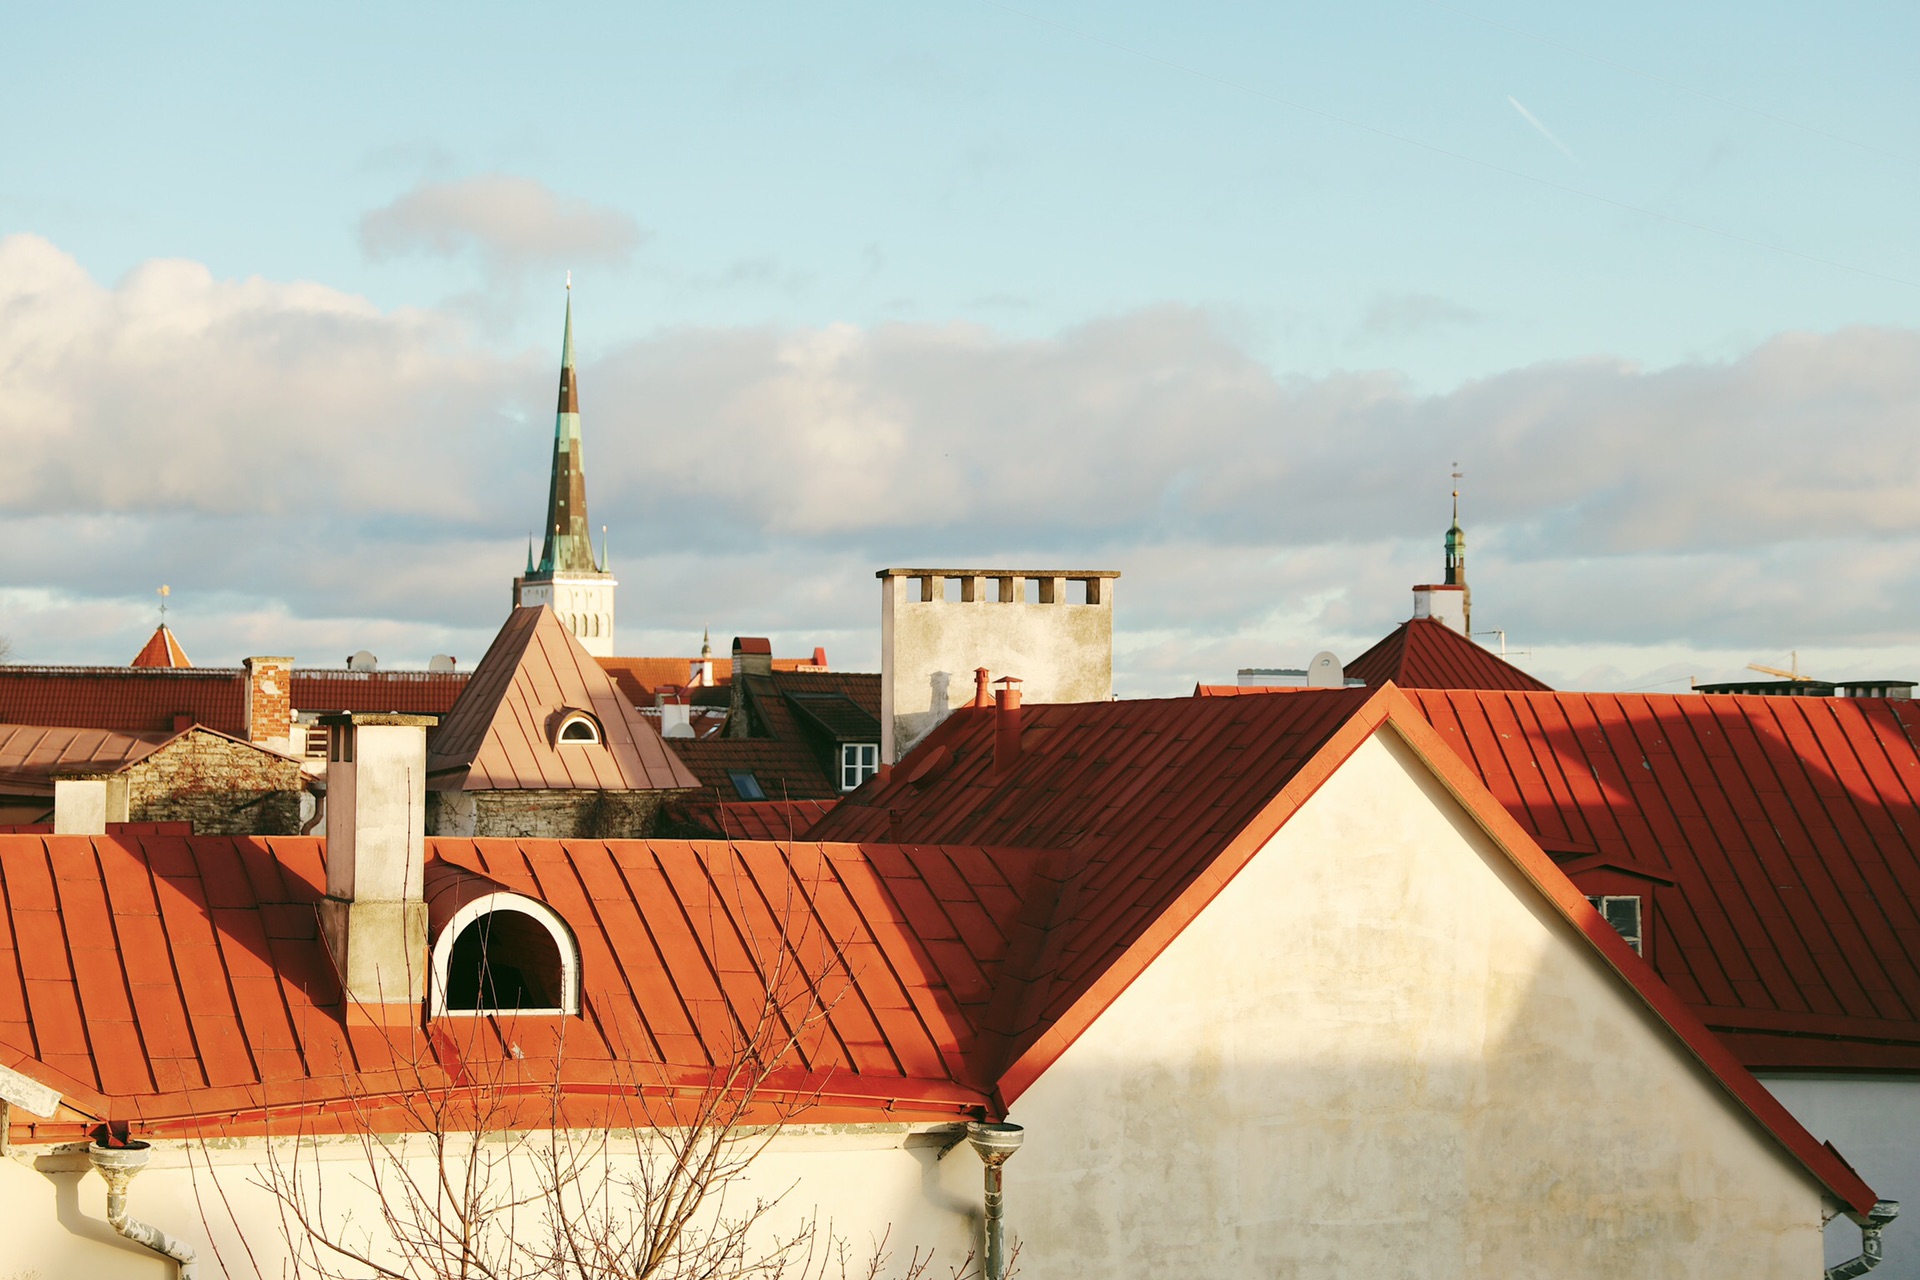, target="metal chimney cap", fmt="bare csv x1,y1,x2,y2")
967,1121,1025,1165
